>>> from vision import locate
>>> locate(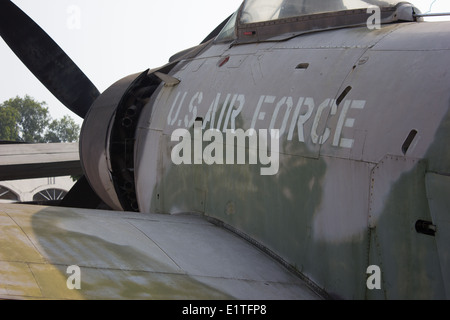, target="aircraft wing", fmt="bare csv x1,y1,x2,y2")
0,143,81,181
0,203,321,300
